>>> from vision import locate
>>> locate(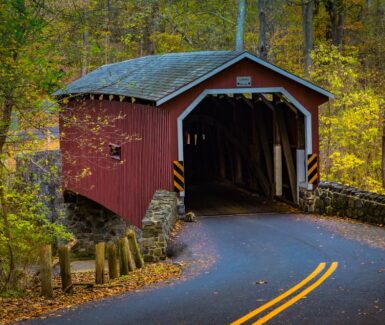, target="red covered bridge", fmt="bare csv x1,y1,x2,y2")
55,51,333,227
